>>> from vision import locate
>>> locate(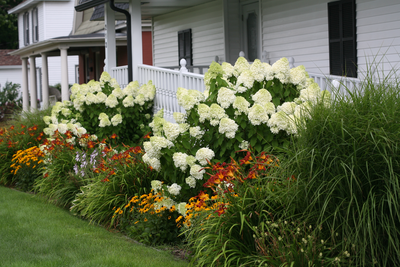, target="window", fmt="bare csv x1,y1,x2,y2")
178,29,192,66
328,0,357,78
23,12,29,46
32,7,39,43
